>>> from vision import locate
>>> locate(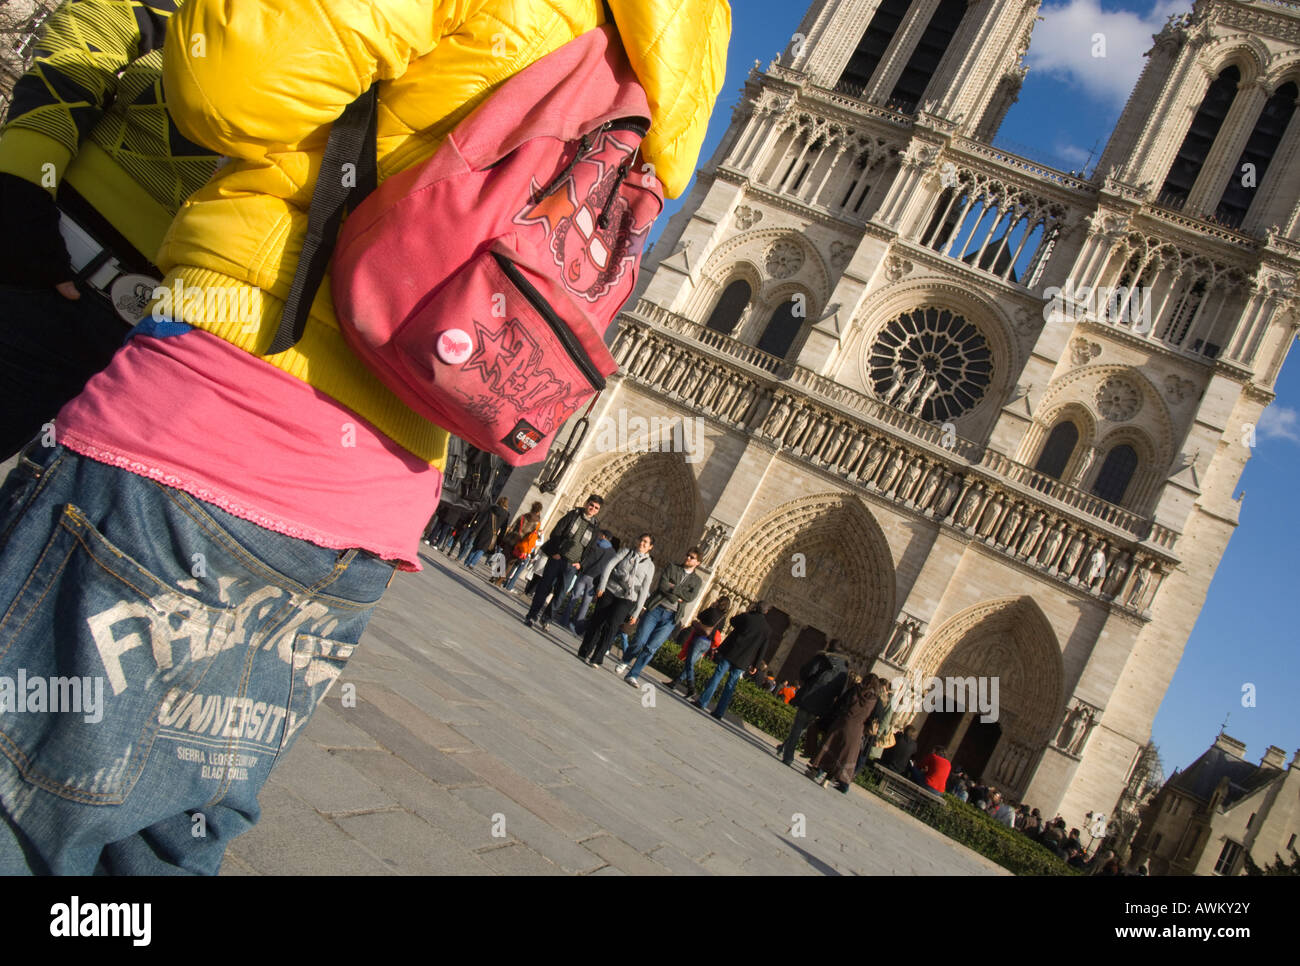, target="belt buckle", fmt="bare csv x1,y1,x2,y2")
108,273,162,325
